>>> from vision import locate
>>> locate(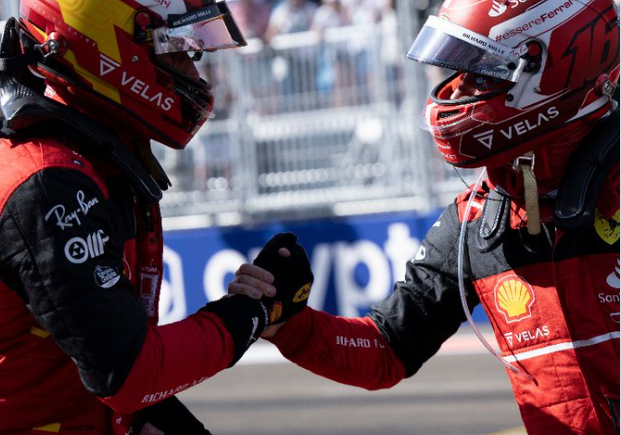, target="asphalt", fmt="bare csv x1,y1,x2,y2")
178,335,526,435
